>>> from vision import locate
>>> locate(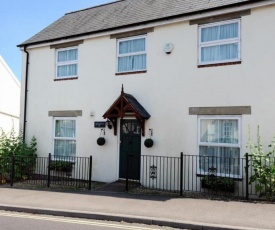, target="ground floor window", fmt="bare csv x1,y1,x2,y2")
198,116,241,177
53,117,76,157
